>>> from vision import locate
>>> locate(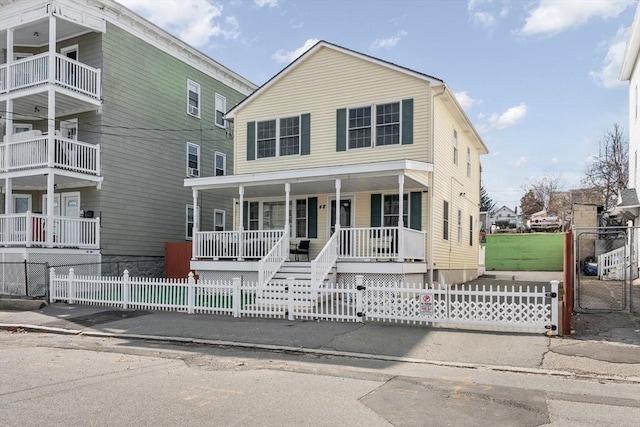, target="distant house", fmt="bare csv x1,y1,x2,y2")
185,40,488,286
488,205,518,231
0,0,255,282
